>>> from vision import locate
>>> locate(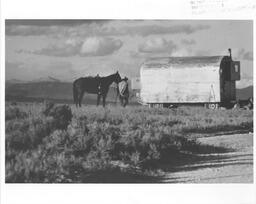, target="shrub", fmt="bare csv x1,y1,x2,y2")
6,147,84,183
5,103,253,183
43,104,72,130
117,129,189,168
6,117,54,151
42,101,55,116
5,106,28,120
